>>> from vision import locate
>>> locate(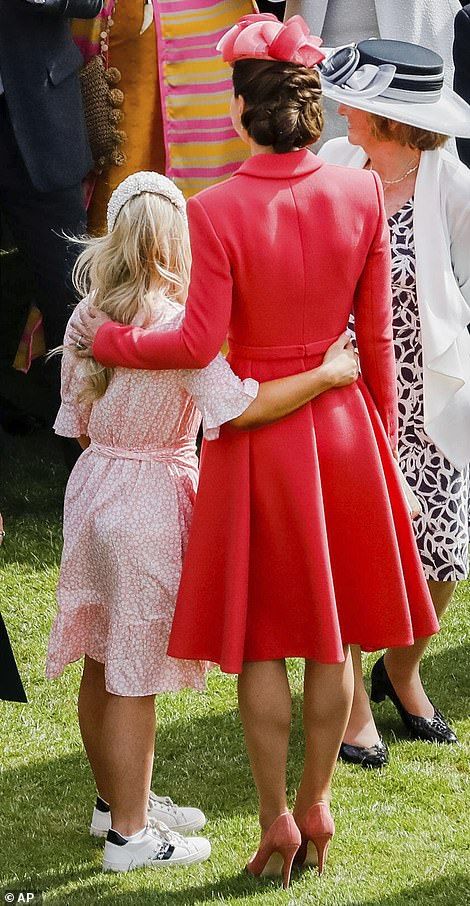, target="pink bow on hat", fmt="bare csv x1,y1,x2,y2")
217,13,325,69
